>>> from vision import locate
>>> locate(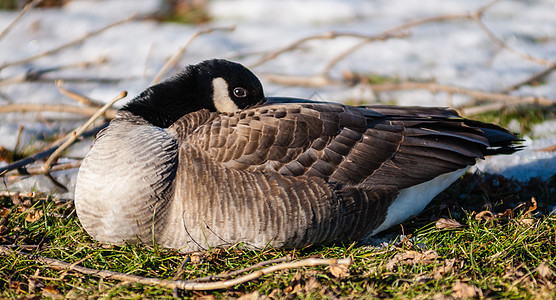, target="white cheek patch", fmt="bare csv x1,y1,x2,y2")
212,77,240,113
